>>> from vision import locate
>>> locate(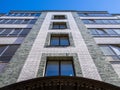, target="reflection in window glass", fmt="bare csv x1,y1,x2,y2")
45,61,59,76
50,37,59,46
45,57,75,76
9,29,21,36
19,29,30,36
100,46,115,55
100,45,120,60
52,22,67,29
60,37,69,46
114,29,120,34
0,46,7,55
50,35,69,46
61,61,74,76
14,20,23,24
1,29,12,36
29,19,36,24
110,46,120,55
